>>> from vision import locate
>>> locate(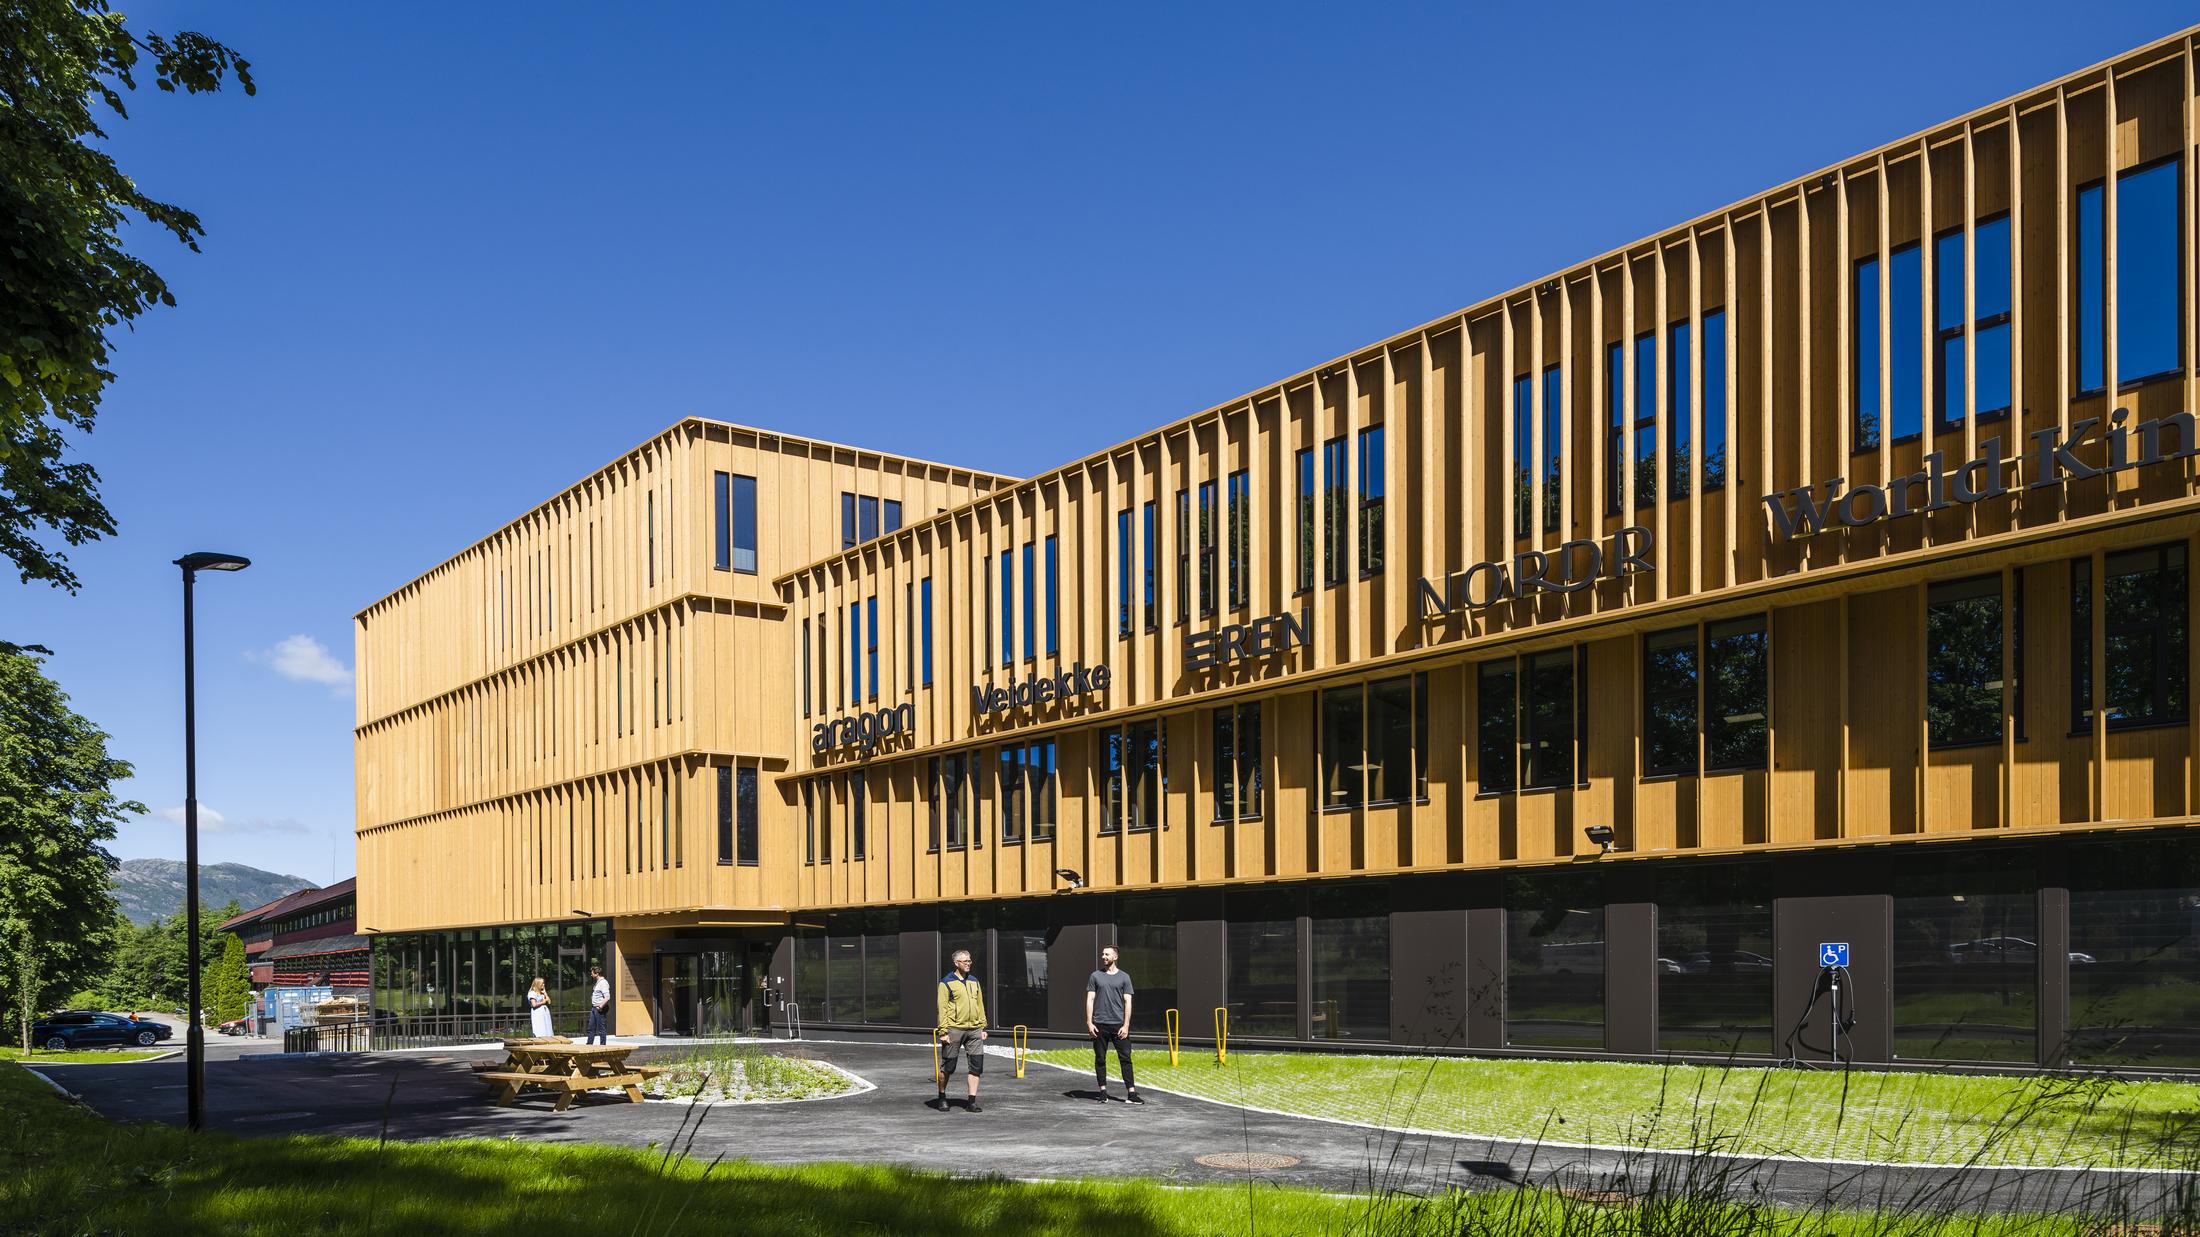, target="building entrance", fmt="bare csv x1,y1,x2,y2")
652,942,775,1036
